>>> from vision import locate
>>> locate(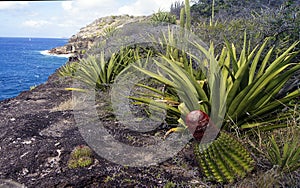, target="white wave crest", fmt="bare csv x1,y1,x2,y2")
40,50,74,58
